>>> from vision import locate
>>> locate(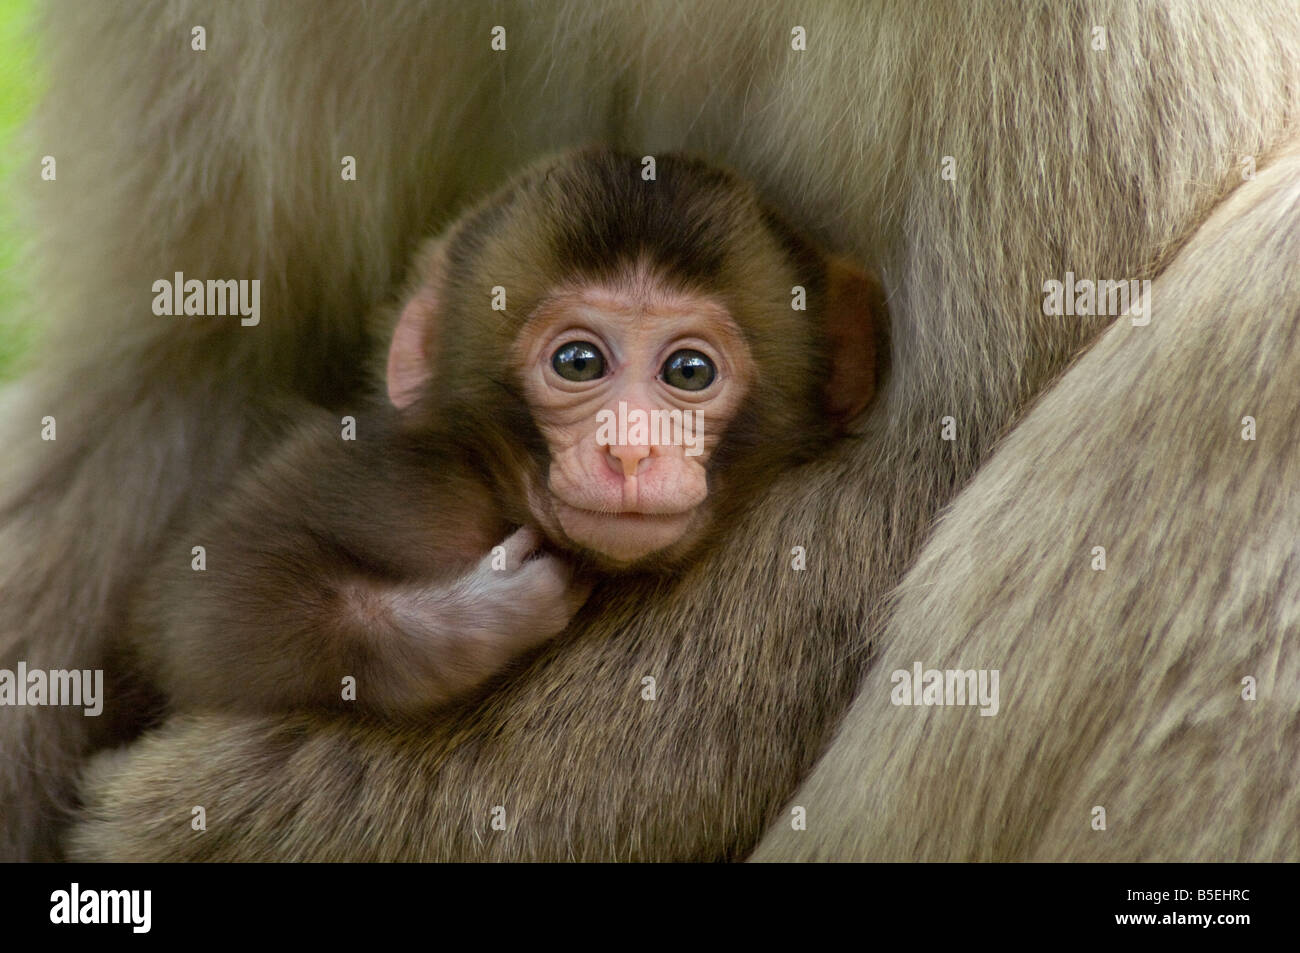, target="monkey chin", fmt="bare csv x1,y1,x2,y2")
549,499,704,570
